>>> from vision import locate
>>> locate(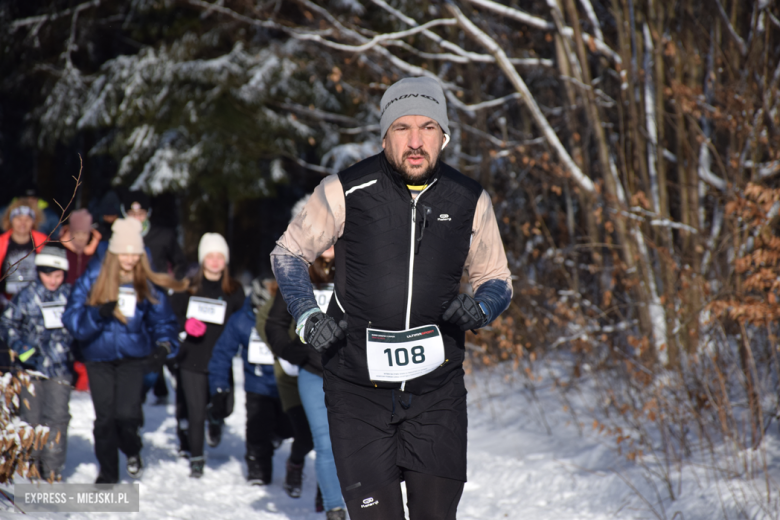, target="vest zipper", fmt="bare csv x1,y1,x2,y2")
404,180,437,330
